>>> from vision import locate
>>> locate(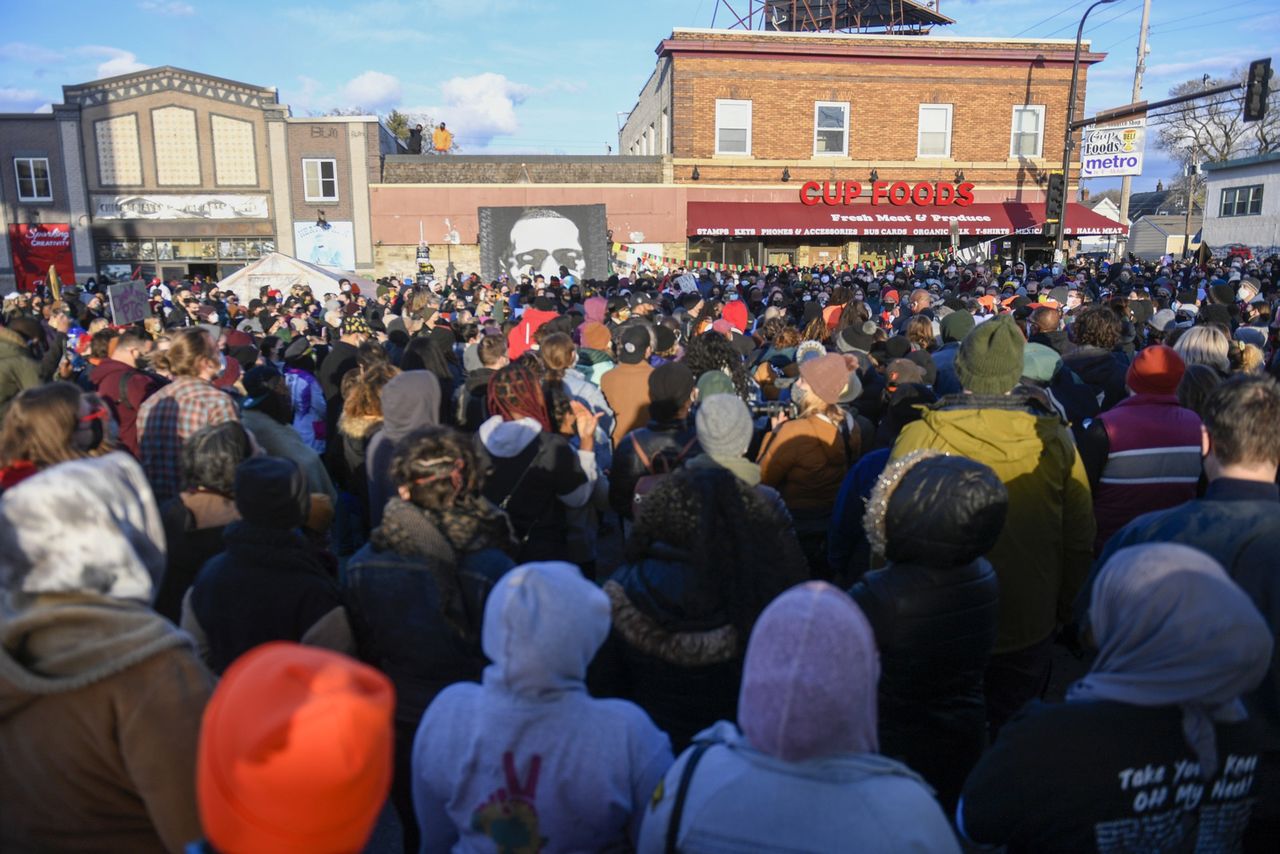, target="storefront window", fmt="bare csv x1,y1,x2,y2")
171,239,217,261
